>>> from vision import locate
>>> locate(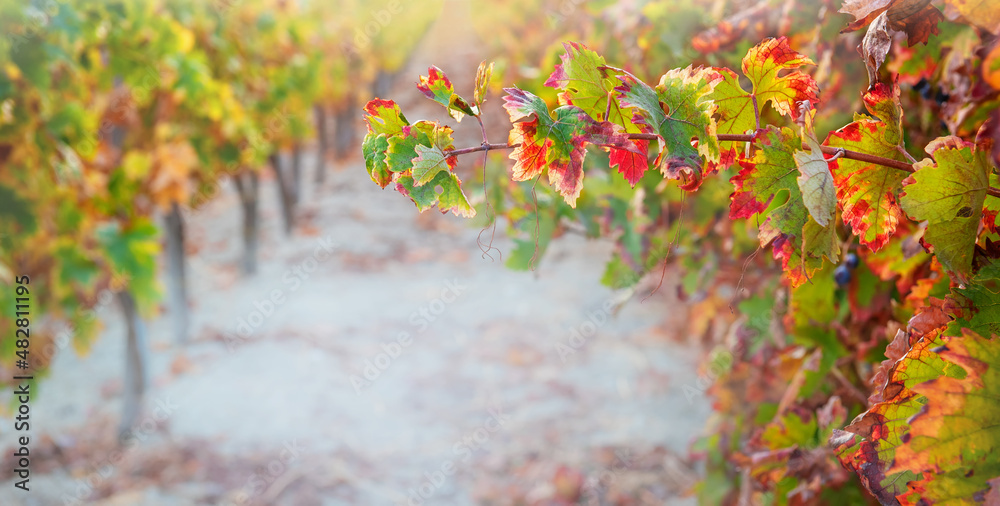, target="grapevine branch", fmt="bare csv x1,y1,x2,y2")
446,132,1000,199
